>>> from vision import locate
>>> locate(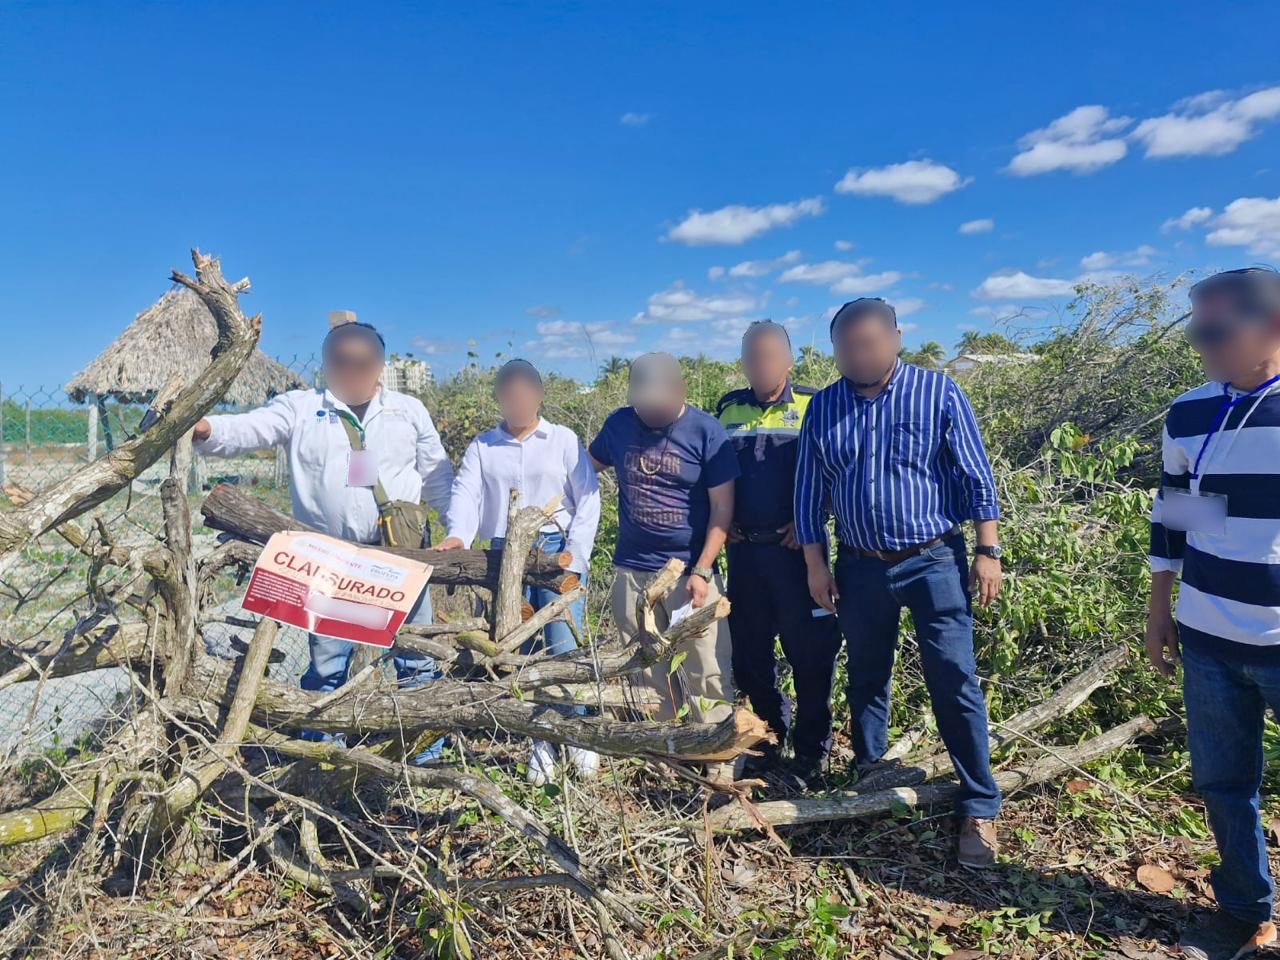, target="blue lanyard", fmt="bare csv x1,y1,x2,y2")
1191,372,1280,478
